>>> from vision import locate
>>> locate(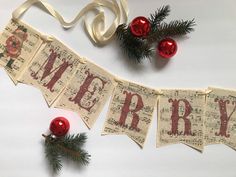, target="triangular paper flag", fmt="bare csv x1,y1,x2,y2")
18,37,80,106
157,89,205,152
204,87,236,150
0,19,44,83
102,80,158,148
